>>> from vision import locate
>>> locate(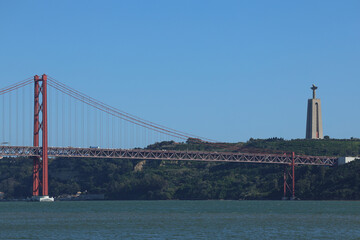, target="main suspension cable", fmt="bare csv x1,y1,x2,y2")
48,81,188,140
47,76,215,142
